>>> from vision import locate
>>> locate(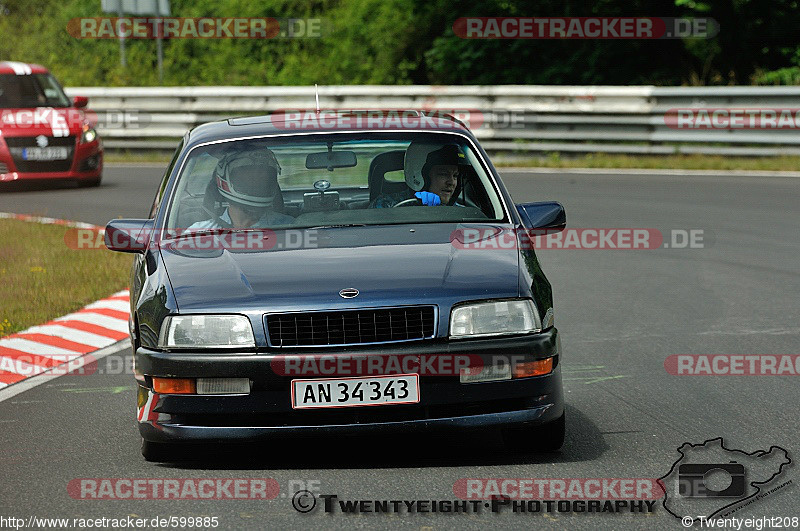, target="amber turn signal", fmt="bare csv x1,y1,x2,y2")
153,377,196,394
512,357,554,379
